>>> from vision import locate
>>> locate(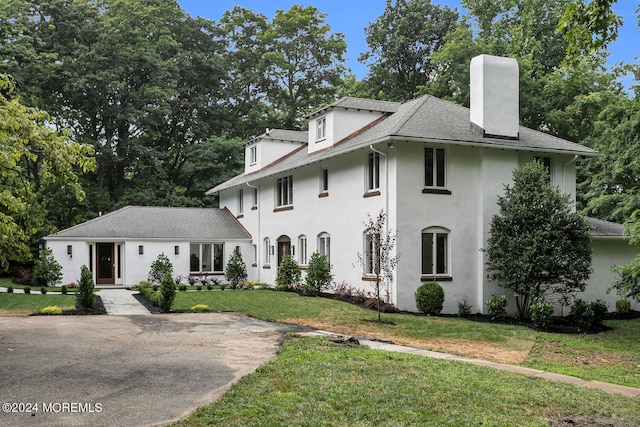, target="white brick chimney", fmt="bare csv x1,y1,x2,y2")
470,54,519,139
